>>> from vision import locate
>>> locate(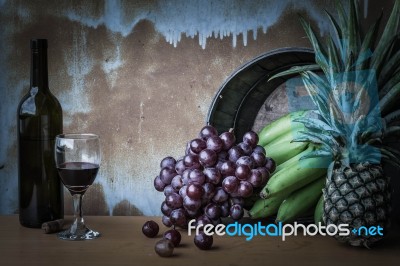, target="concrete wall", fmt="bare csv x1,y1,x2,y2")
0,0,394,216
